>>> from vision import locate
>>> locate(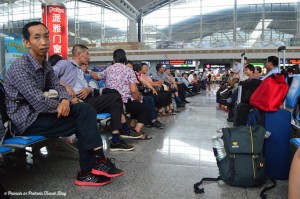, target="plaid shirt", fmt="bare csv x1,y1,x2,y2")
4,53,71,133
